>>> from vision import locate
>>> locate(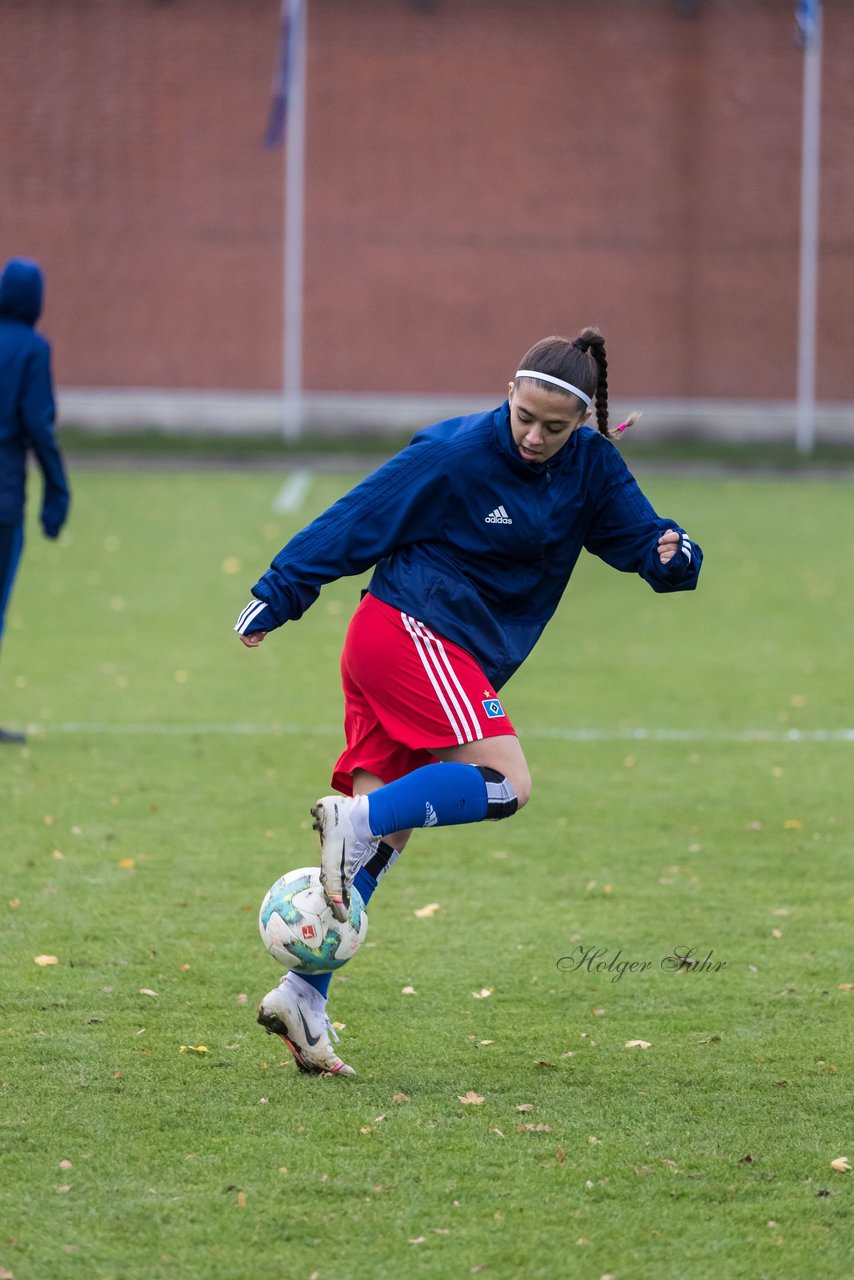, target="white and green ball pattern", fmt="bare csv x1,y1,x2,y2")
259,866,368,975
